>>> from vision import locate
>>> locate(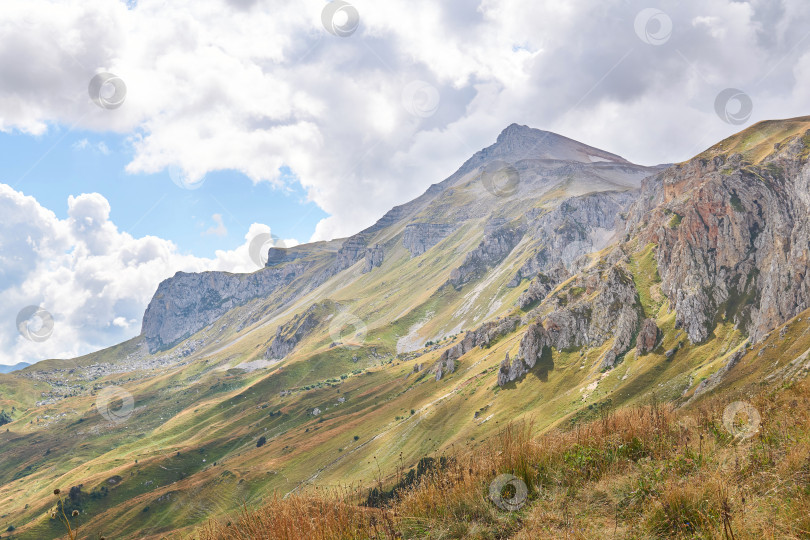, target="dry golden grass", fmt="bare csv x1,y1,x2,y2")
198,380,810,539
197,491,397,540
